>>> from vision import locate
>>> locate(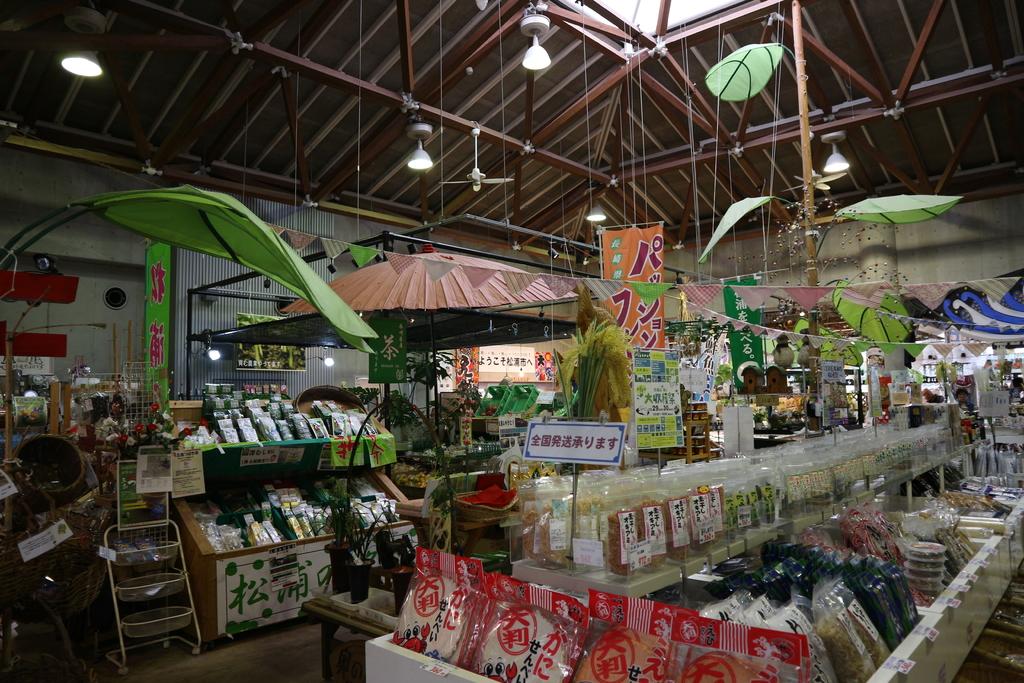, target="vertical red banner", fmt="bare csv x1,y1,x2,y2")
600,225,665,348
